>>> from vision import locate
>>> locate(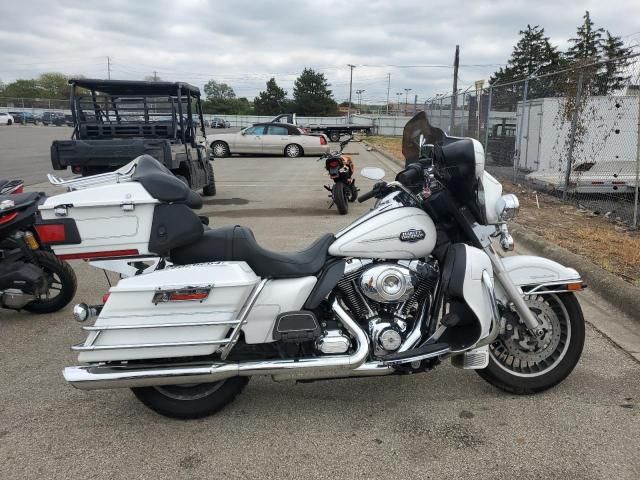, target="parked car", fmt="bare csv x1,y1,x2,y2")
64,114,74,127
42,112,66,126
526,161,639,194
0,112,14,125
211,117,230,128
8,111,25,124
209,122,329,158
